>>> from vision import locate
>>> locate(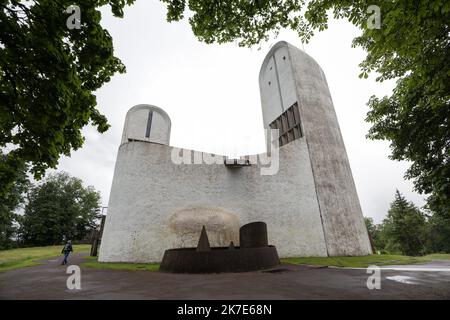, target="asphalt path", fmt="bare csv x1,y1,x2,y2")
1,252,449,299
